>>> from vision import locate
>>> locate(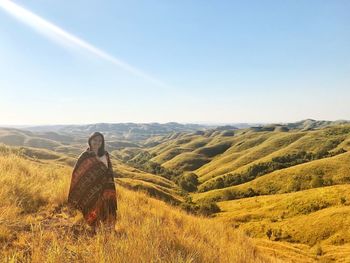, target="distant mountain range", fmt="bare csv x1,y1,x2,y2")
0,119,349,149
14,122,213,141
1,118,349,136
